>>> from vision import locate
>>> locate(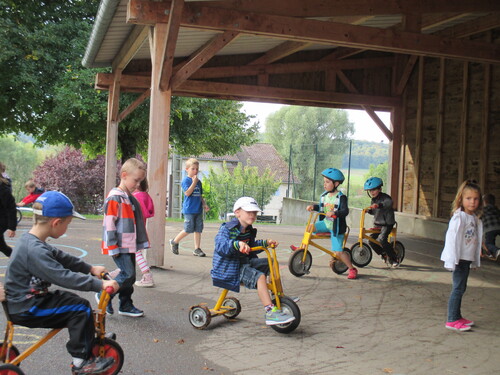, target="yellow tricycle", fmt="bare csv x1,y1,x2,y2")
188,245,301,334
0,276,123,375
349,207,405,267
288,212,352,276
